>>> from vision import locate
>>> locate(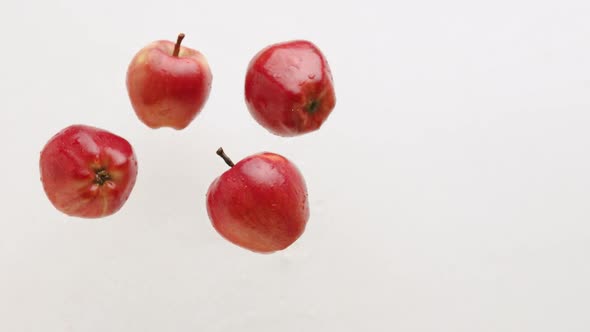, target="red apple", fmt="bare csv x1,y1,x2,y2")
245,40,336,137
126,33,212,130
206,148,309,253
39,125,138,218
